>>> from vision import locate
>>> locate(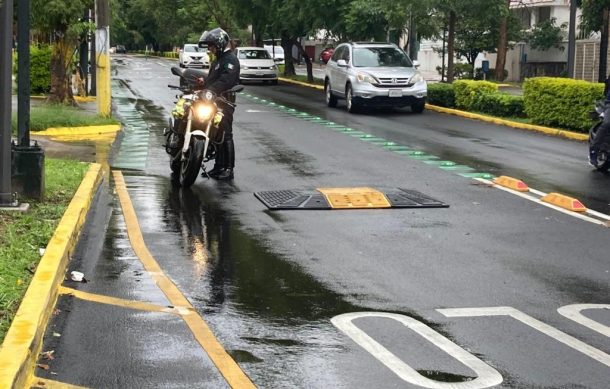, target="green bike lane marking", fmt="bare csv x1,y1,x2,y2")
112,79,151,170
239,92,496,180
